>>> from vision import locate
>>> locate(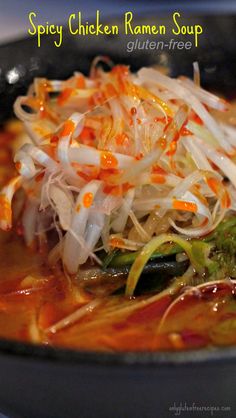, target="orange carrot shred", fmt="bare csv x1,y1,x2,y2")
109,237,125,248
60,120,75,137
83,192,94,208
173,199,197,213
57,88,74,106
100,151,118,169
0,195,11,225
76,75,86,89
